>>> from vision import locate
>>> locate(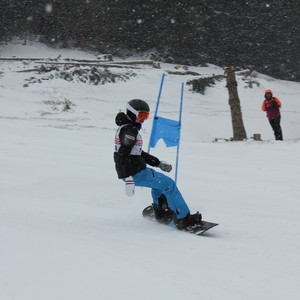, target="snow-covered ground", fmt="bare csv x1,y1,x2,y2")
1,41,300,300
